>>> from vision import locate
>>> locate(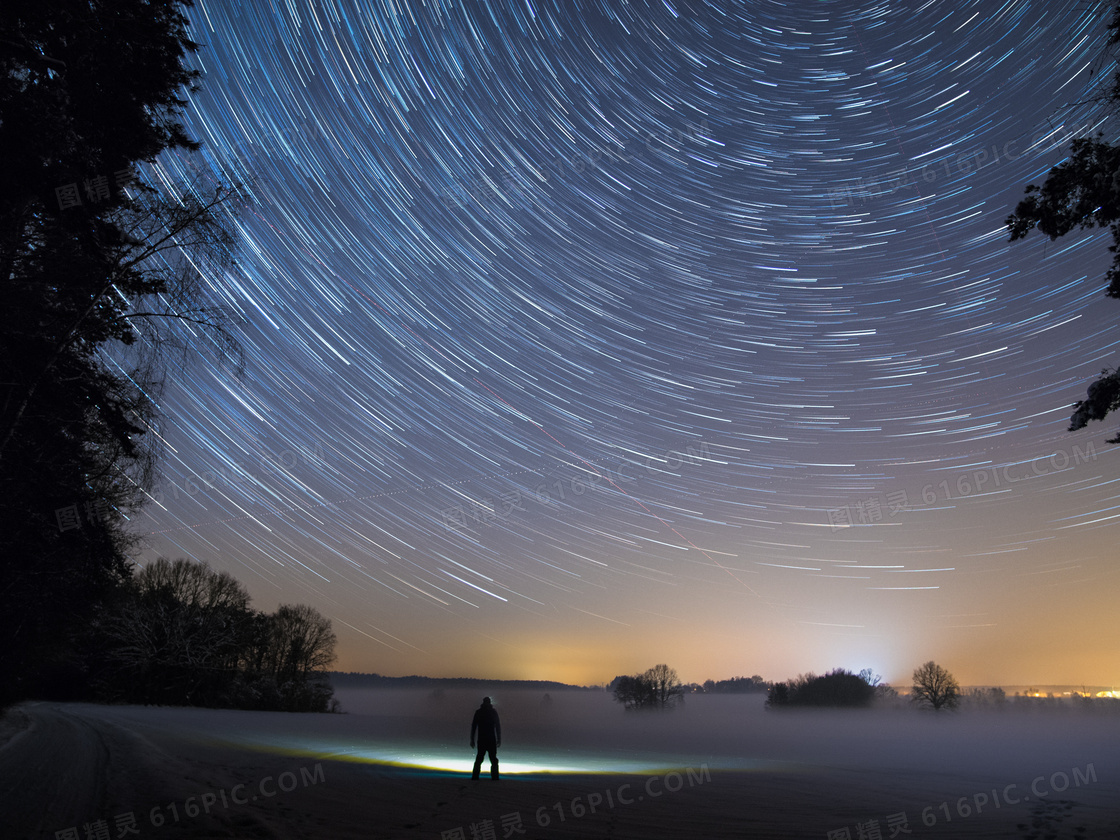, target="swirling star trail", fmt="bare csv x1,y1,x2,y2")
135,0,1118,685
